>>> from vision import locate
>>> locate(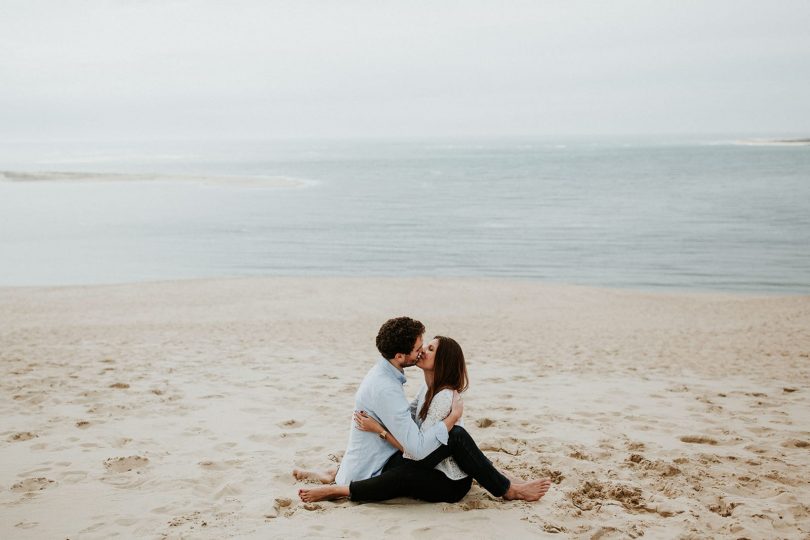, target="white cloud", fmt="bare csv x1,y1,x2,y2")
1,0,809,139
